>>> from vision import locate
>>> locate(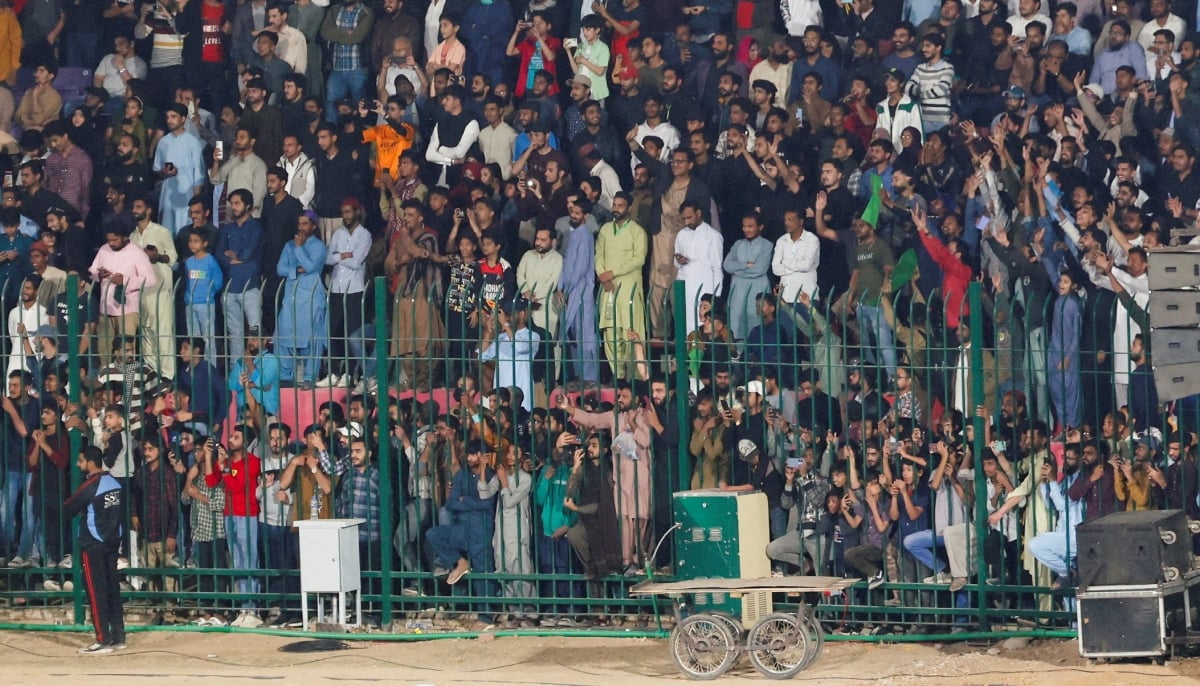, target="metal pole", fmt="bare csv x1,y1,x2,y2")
968,281,989,631
672,281,691,493
66,274,84,624
374,277,394,624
